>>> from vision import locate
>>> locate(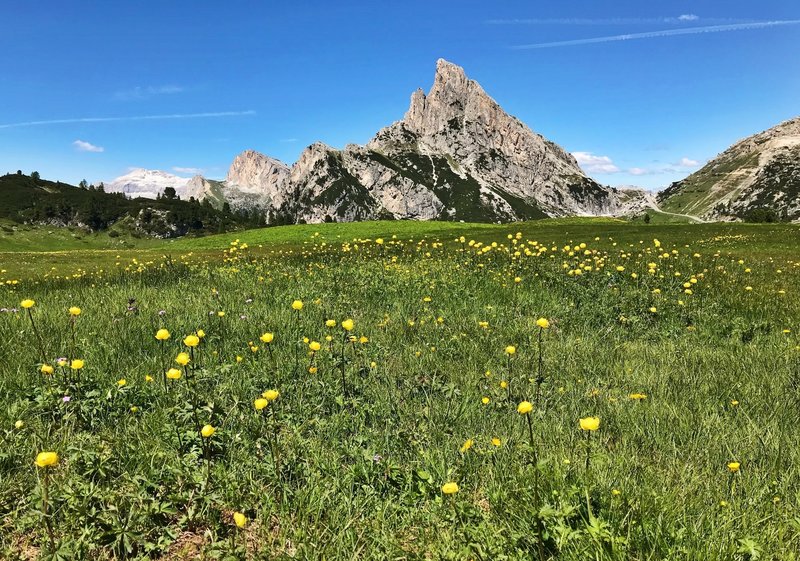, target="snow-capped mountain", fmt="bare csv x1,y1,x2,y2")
105,169,194,200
